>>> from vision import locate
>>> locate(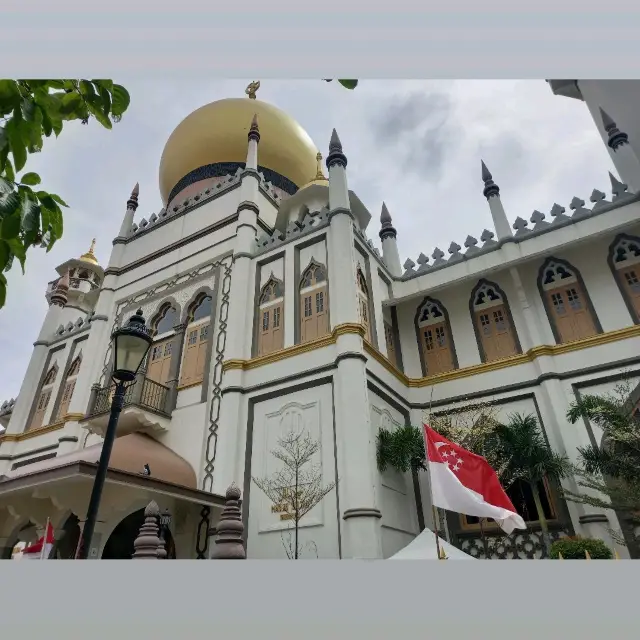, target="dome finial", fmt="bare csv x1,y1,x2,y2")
127,183,139,211
248,113,260,143
315,152,326,180
326,129,348,169
379,202,397,241
481,160,500,199
599,107,629,151
79,239,98,265
245,81,260,100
